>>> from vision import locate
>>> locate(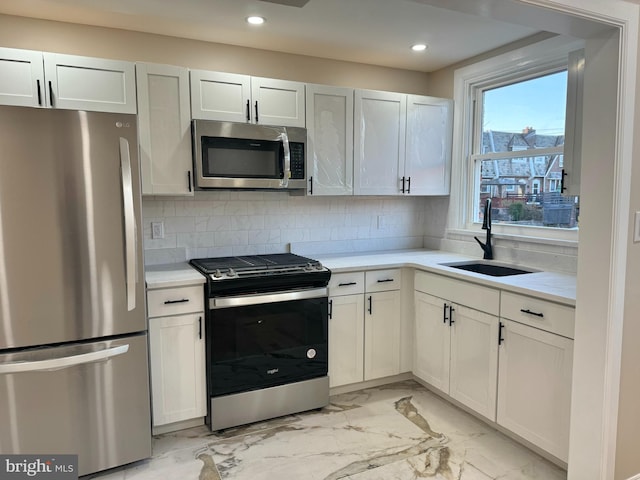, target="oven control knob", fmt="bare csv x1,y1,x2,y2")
305,262,314,271
213,269,223,279
307,348,317,359
227,268,237,278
